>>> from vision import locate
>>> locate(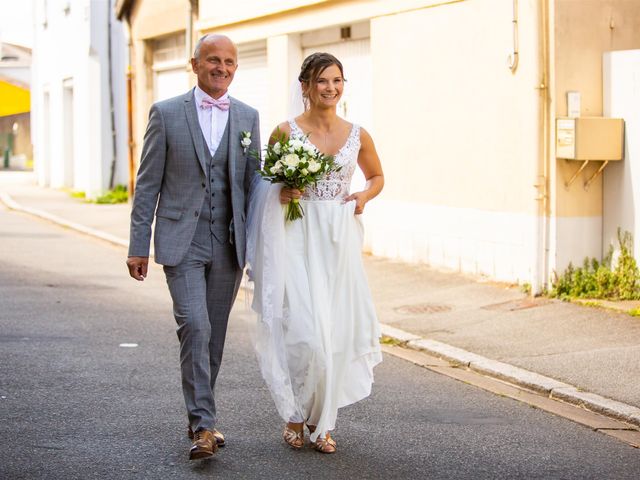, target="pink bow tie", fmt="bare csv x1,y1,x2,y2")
201,97,230,111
